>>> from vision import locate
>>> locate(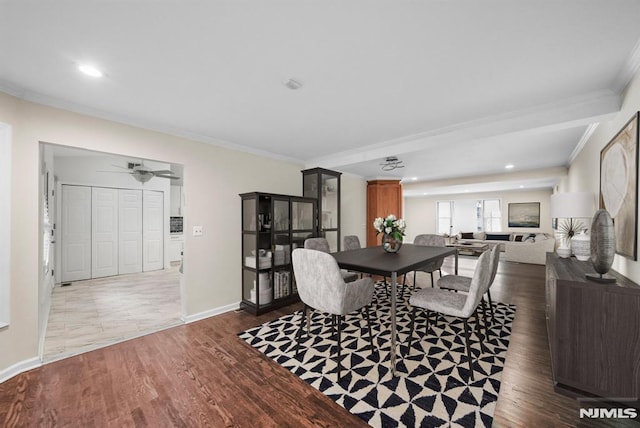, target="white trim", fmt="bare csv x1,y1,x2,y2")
182,302,240,324
569,123,599,164
0,357,42,384
0,83,304,166
612,37,640,94
307,90,620,170
38,297,52,359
